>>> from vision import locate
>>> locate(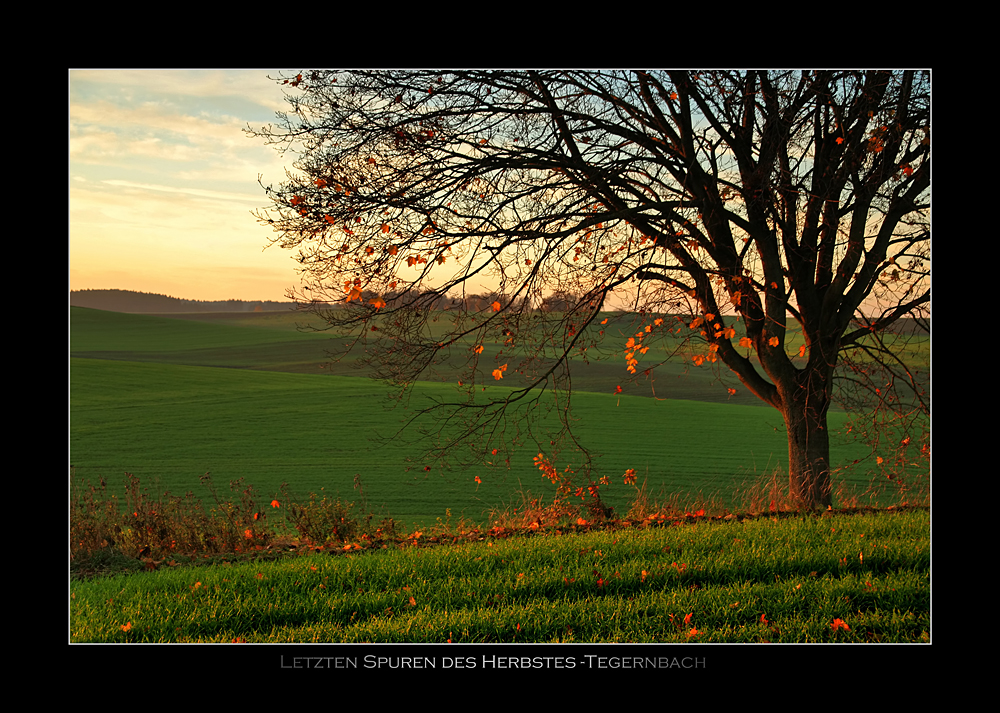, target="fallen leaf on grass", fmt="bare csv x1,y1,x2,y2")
831,618,851,631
